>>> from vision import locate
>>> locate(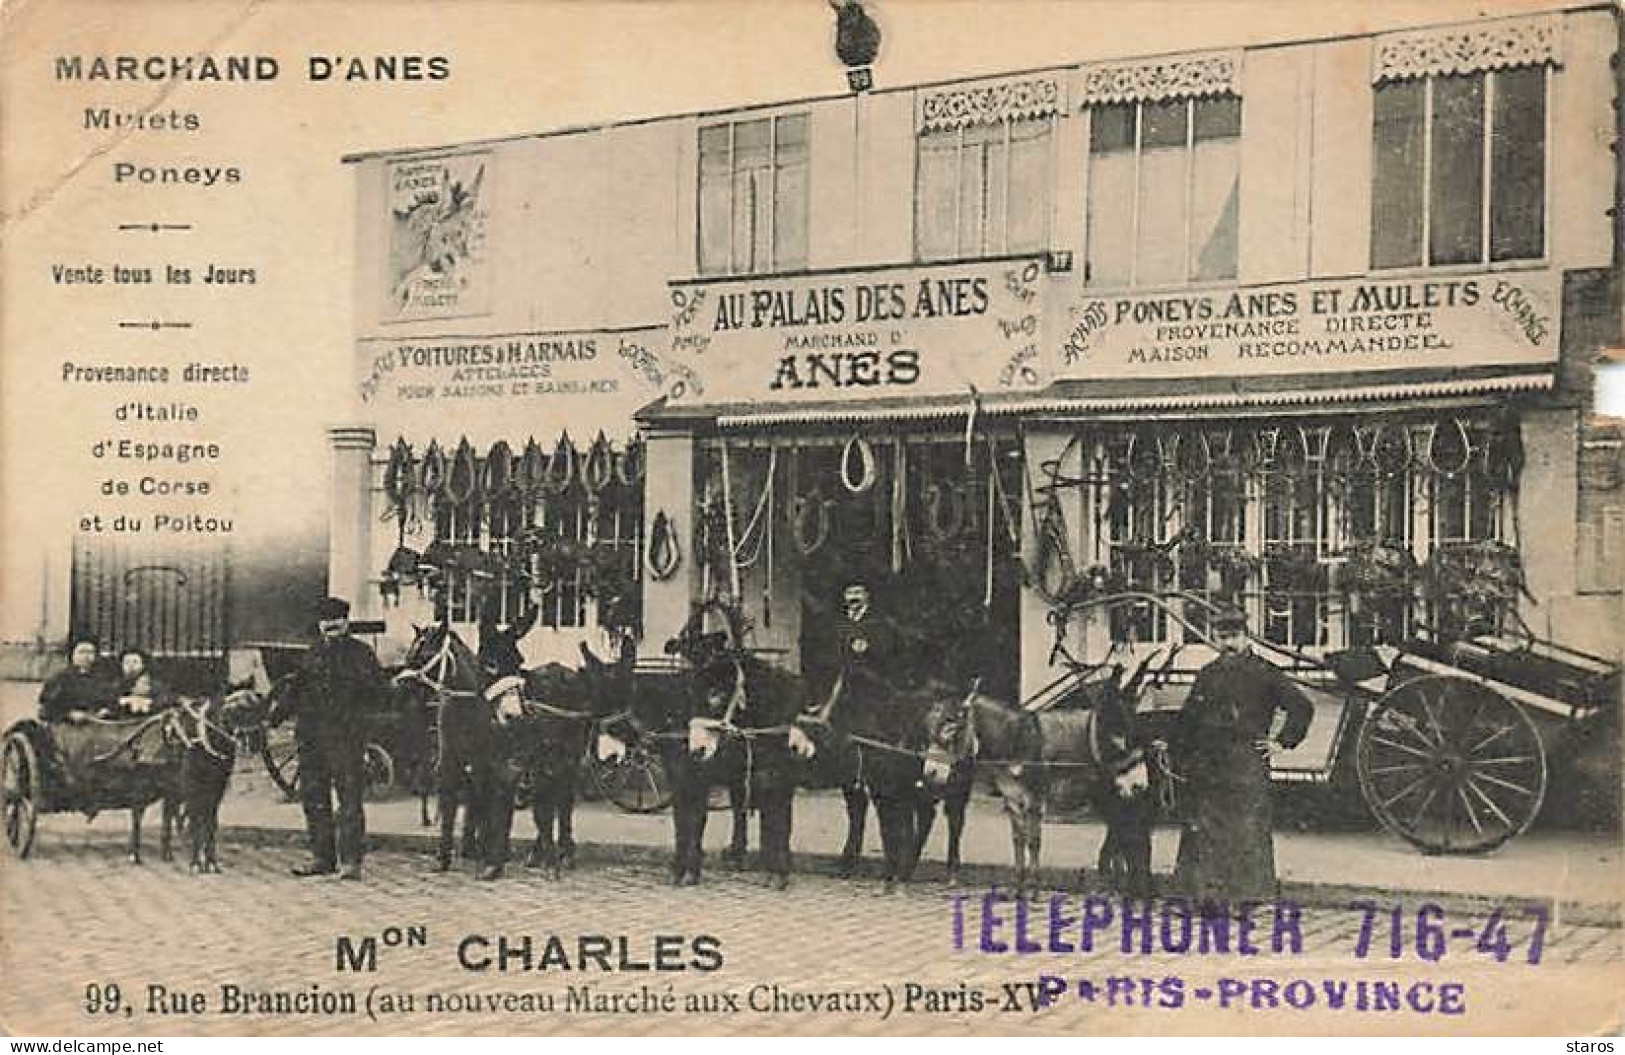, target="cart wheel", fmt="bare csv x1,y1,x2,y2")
593,746,672,814
2,732,41,859
260,727,301,801
363,743,395,801
1357,675,1547,854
